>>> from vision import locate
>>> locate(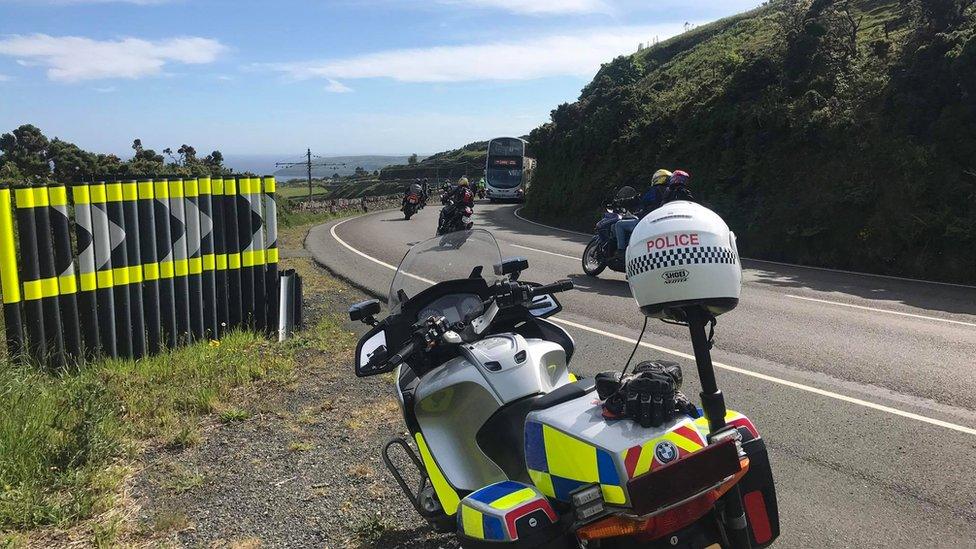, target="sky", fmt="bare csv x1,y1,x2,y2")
0,0,762,158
